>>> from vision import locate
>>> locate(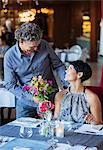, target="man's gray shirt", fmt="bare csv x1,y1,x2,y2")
4,39,68,107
